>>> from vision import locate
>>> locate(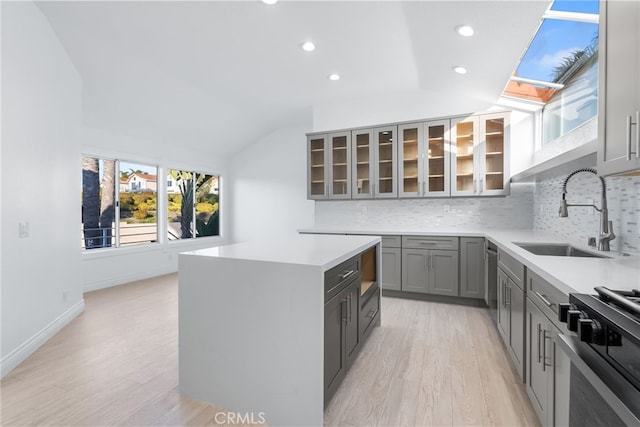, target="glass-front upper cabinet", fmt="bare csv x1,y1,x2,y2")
352,129,374,198
451,116,479,196
480,113,510,196
398,123,422,197
399,121,451,198
451,112,510,197
307,135,328,199
329,132,351,199
307,132,351,199
374,126,398,198
425,120,451,196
